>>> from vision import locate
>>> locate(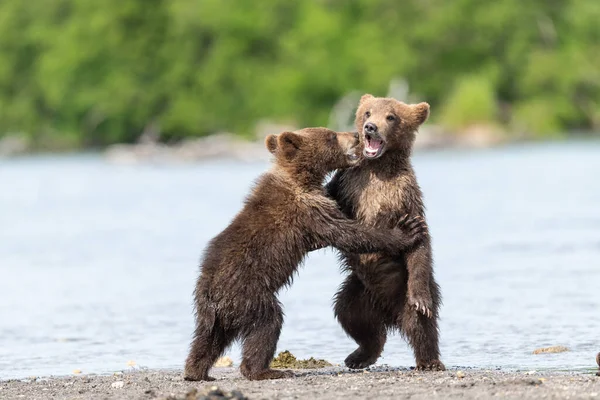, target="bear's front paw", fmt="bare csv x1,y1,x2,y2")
415,359,445,371
397,215,428,247
408,291,433,318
